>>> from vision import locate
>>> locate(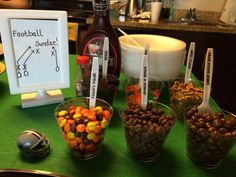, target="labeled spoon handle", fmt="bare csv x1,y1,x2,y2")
184,42,195,84
89,57,99,109
140,44,149,109
102,37,109,78
203,48,214,104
